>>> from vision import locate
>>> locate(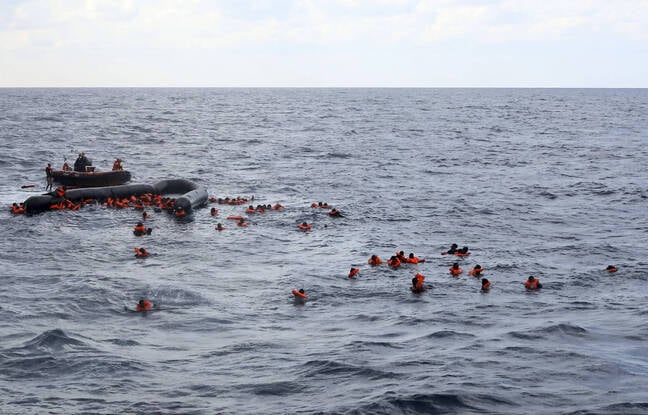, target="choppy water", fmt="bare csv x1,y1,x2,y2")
1,88,648,414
